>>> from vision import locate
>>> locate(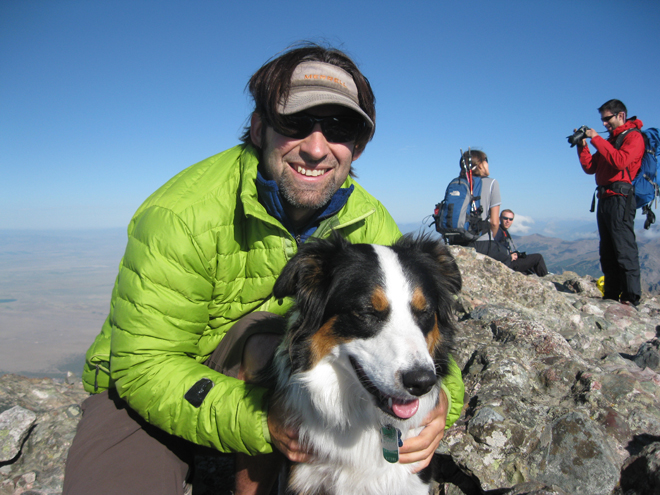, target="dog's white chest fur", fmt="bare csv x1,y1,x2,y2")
278,358,439,495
